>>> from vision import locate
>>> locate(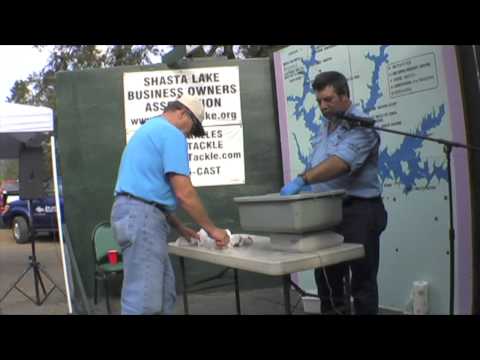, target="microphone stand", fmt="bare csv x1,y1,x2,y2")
349,118,480,315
